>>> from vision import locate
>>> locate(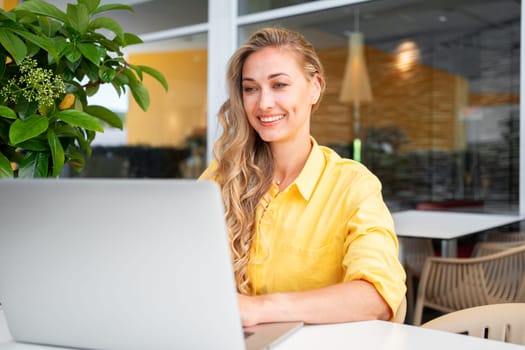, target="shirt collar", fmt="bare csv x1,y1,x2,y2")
293,137,325,201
